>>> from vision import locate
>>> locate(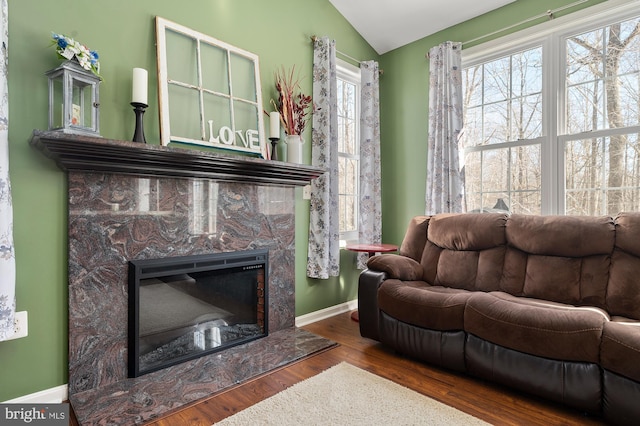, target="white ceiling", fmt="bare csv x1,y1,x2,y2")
329,0,517,54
